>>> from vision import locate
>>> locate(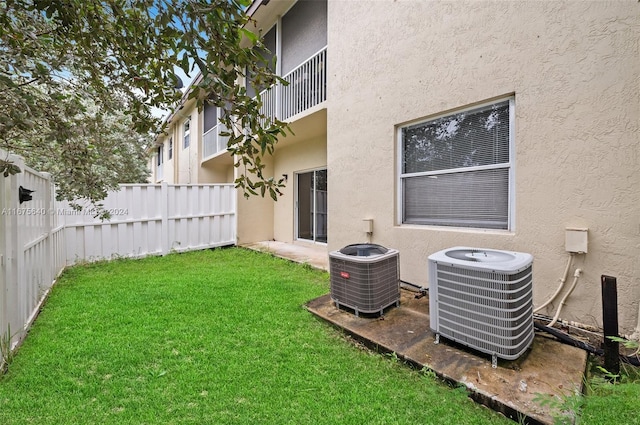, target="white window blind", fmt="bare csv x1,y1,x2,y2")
400,99,512,229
